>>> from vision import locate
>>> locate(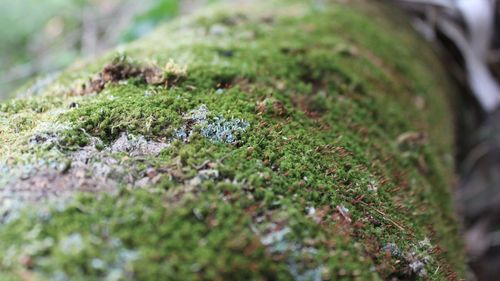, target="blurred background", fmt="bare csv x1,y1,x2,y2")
0,0,213,100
